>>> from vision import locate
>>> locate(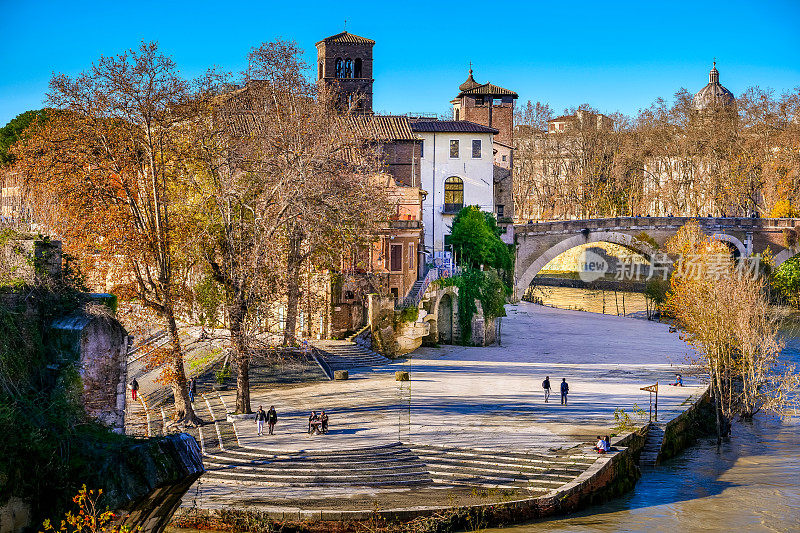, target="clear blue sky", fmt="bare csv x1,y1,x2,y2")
1,0,799,126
